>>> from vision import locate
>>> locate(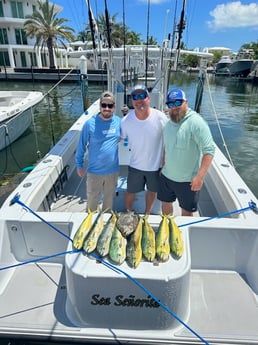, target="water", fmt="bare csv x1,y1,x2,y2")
0,74,258,199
